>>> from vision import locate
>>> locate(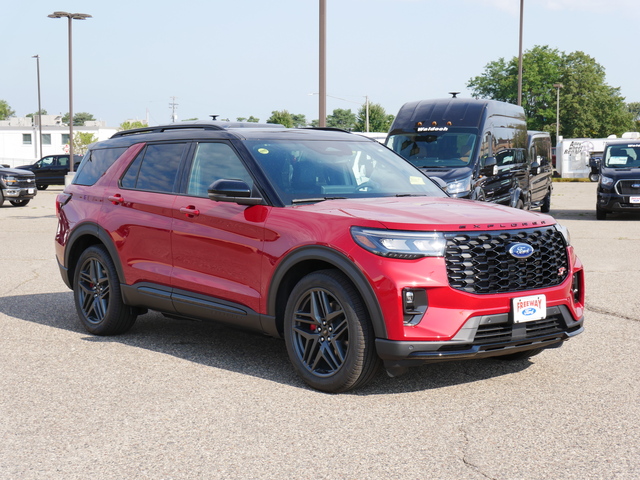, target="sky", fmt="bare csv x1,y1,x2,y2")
2,0,639,128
